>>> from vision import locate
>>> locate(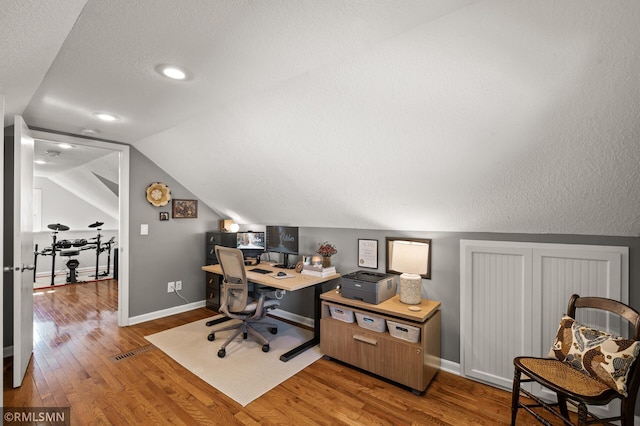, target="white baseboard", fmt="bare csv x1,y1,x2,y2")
35,265,109,278
127,303,314,329
439,359,460,376
127,300,206,325
269,308,314,328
